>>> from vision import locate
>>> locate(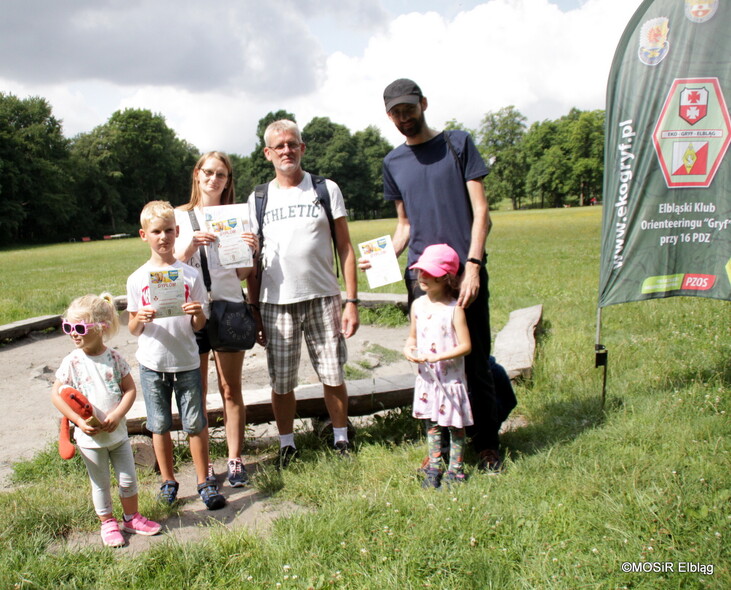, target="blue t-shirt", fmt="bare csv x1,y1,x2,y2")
383,130,489,277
